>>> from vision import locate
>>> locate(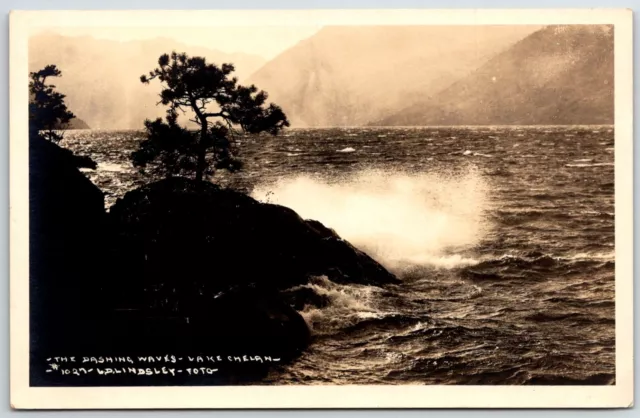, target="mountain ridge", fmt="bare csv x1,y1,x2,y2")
246,25,541,127
375,25,614,126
